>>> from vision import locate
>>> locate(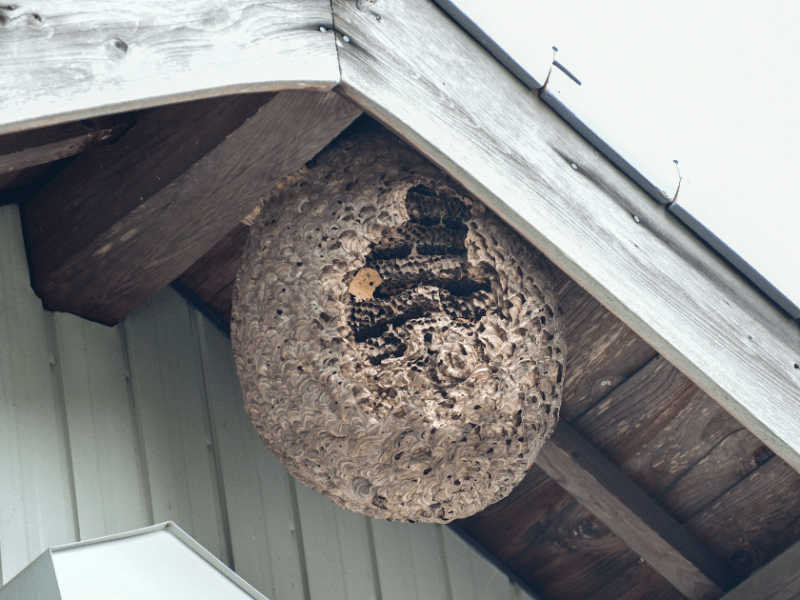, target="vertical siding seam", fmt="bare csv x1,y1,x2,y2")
288,477,313,600
118,321,155,525
436,525,455,600
364,516,384,600
43,311,80,542
189,307,235,569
